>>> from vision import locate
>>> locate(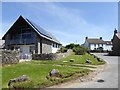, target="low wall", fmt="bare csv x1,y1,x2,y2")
32,49,72,60
2,49,20,65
